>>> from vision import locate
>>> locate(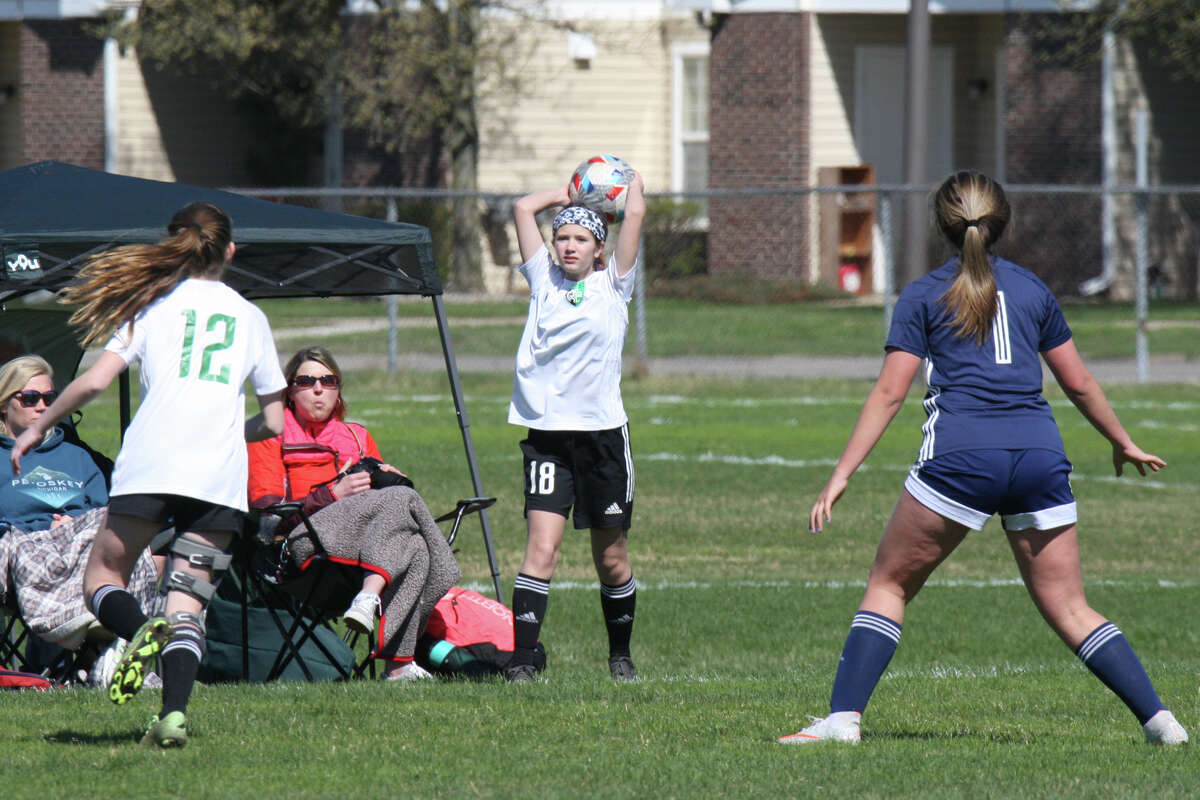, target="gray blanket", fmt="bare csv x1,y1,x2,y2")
288,486,461,660
0,506,159,649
